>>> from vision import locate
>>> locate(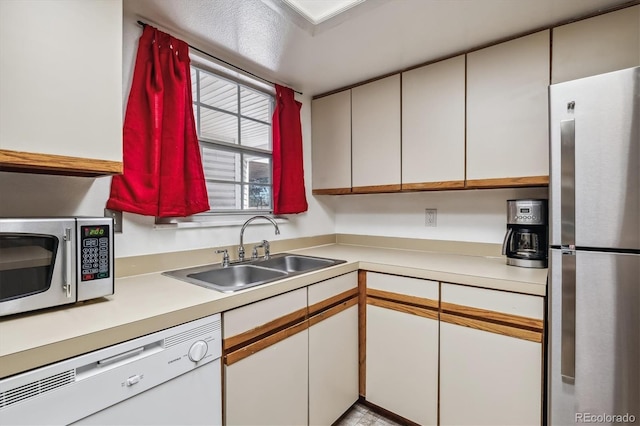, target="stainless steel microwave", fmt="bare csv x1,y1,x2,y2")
0,217,114,317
